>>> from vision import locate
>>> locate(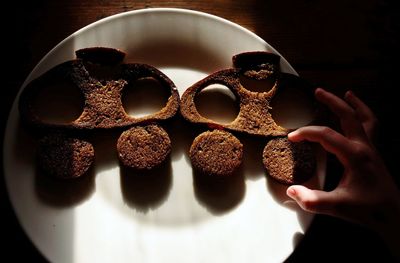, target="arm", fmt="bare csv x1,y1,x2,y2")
286,88,400,259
